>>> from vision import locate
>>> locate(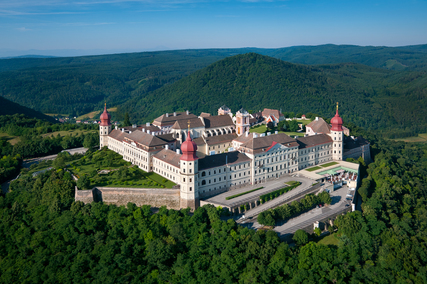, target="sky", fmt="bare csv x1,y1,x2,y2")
0,0,427,57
